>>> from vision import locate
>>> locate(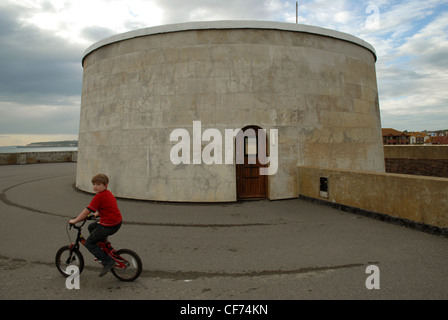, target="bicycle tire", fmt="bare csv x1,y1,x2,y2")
55,245,85,277
111,249,142,282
